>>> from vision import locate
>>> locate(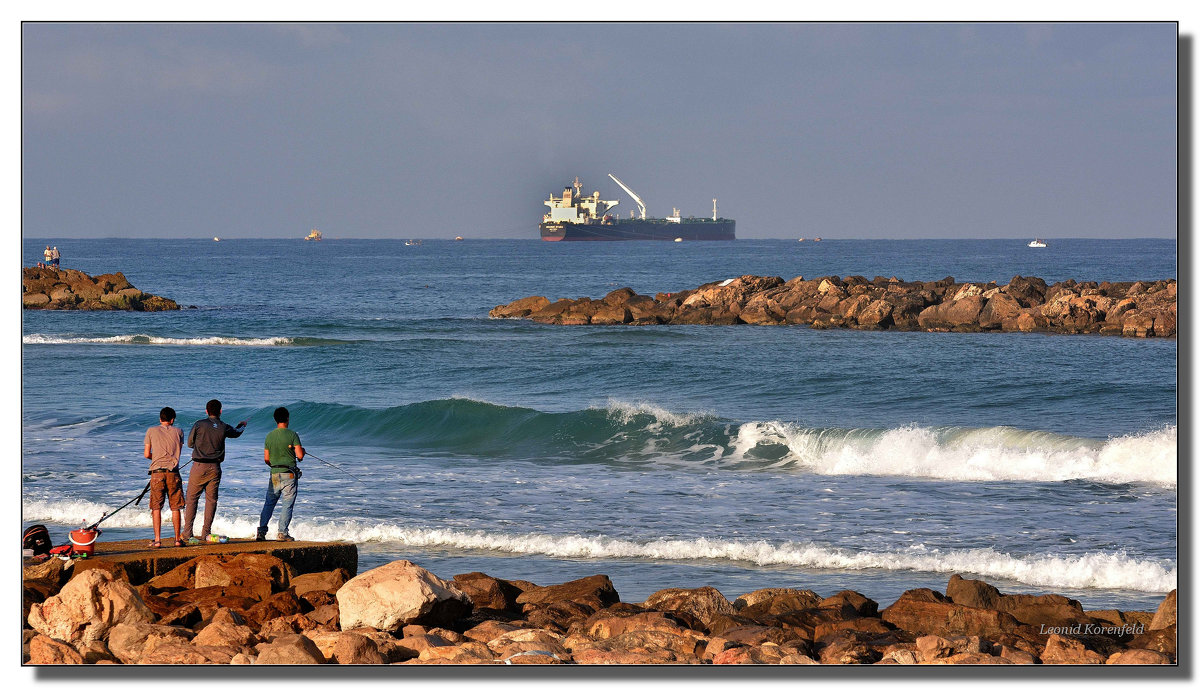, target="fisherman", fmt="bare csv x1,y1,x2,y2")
256,406,303,542
50,246,60,267
183,399,246,544
145,406,186,547
43,246,52,266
